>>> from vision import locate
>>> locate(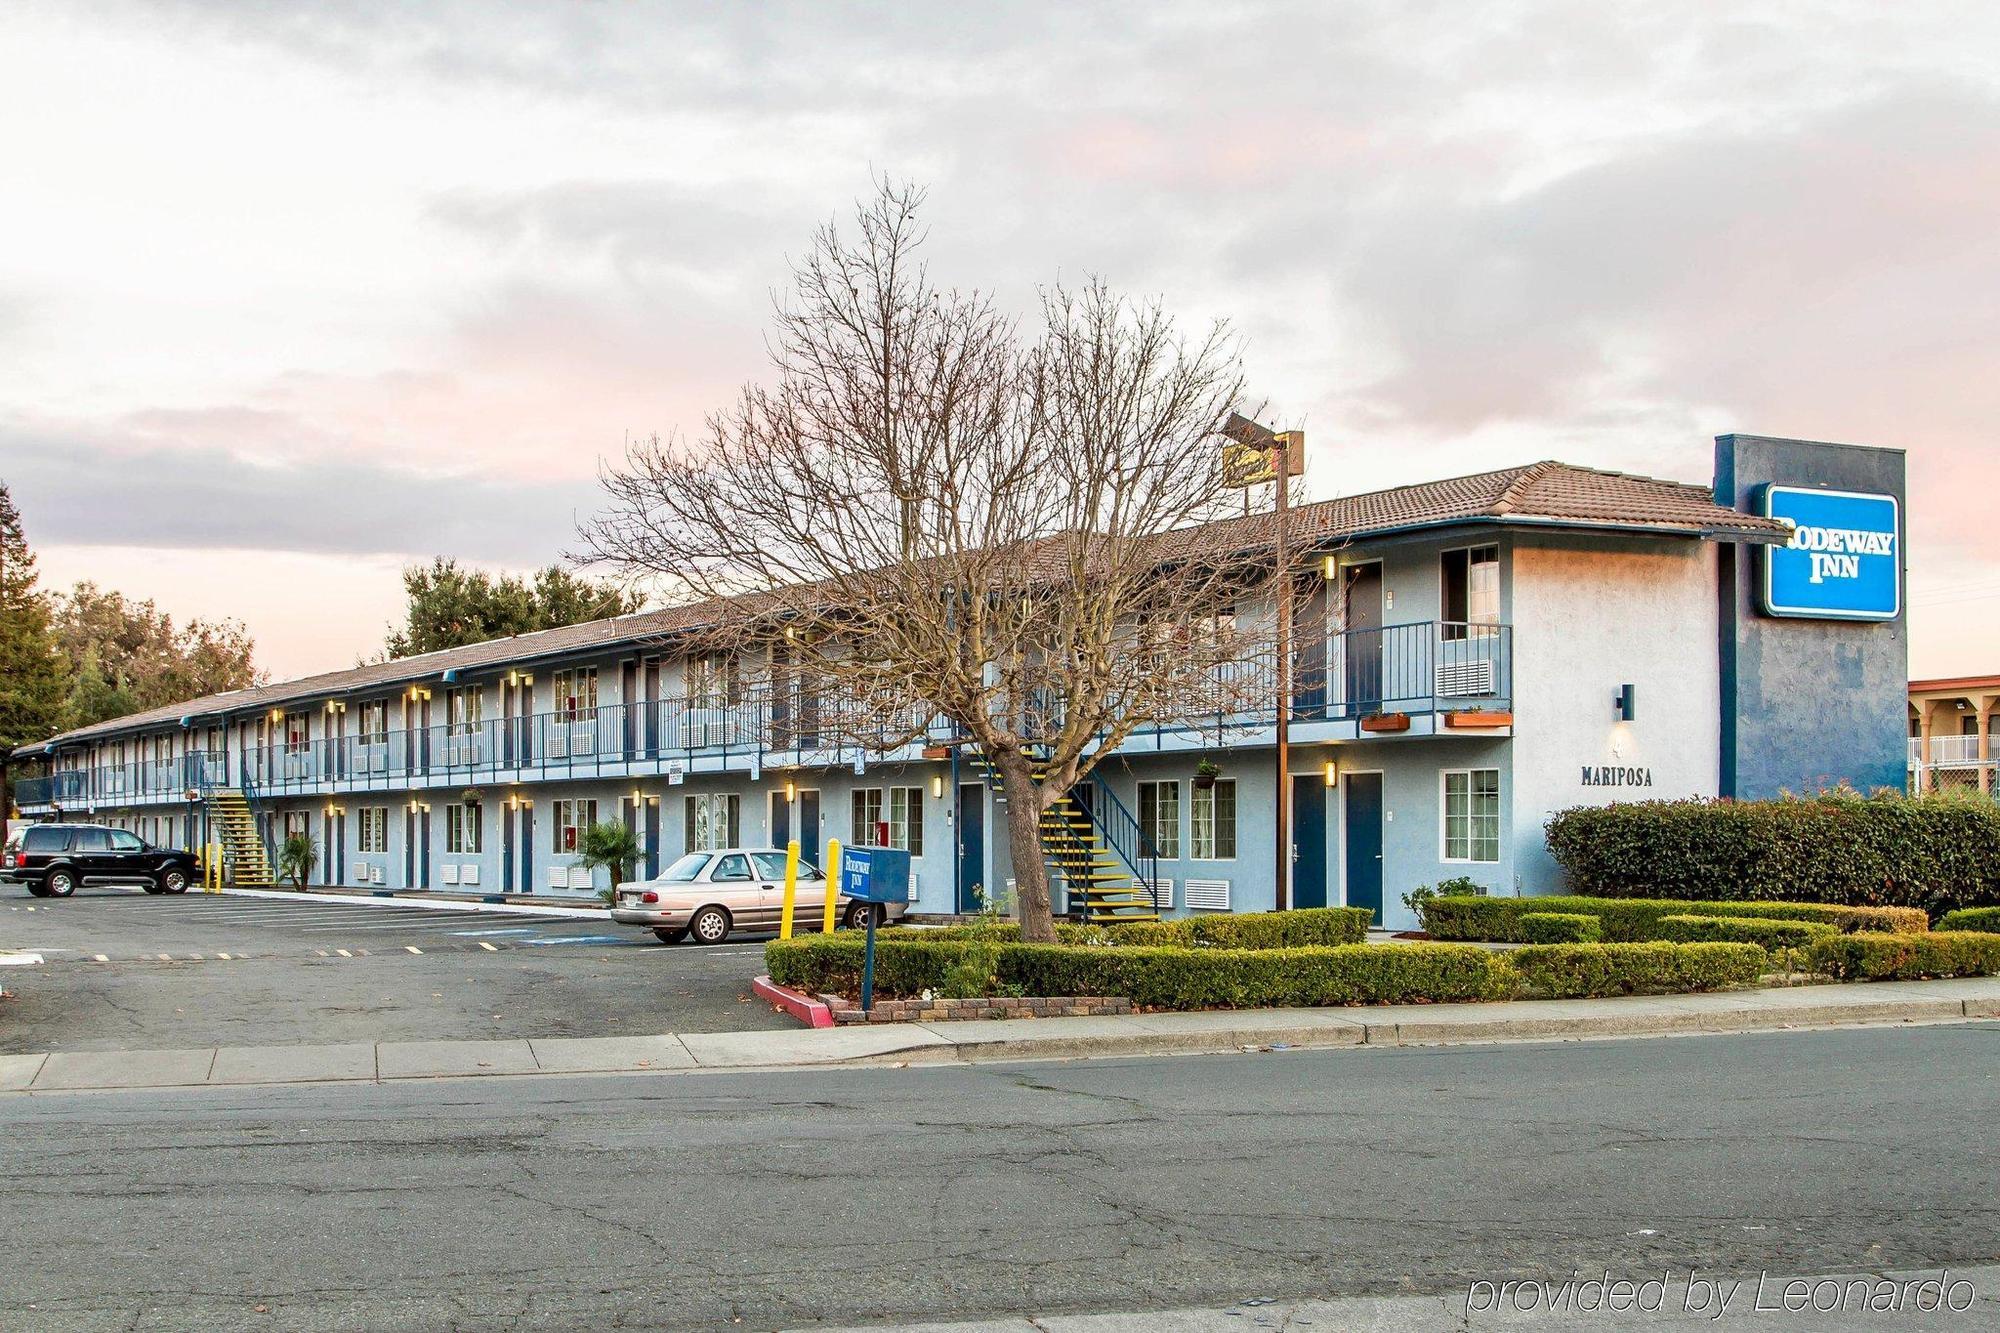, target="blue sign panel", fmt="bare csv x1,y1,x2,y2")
840,846,912,904
1758,485,1901,621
